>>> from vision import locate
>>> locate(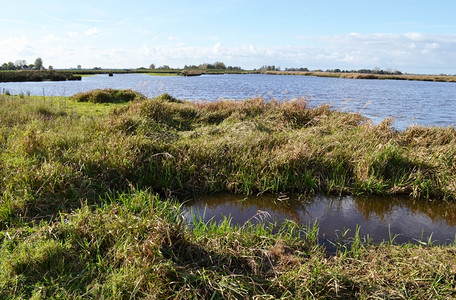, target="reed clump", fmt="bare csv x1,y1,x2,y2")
105,95,456,200
72,88,146,103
